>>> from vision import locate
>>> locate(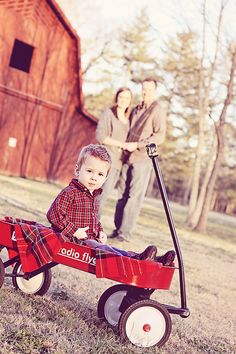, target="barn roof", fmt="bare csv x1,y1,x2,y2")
47,0,79,41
